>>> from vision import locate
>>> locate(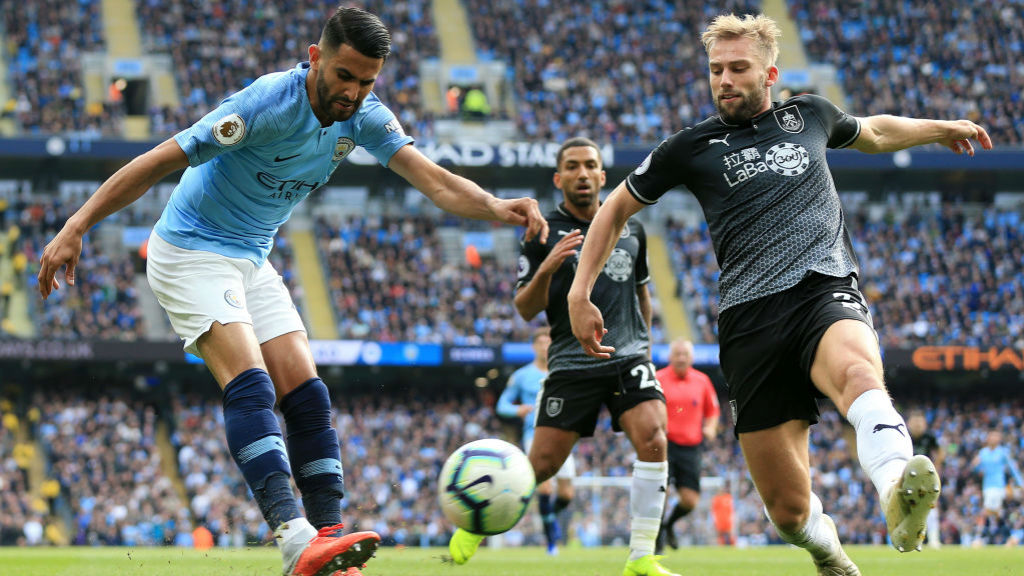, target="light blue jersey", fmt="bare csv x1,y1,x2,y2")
976,445,1024,490
154,62,414,265
497,363,547,448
